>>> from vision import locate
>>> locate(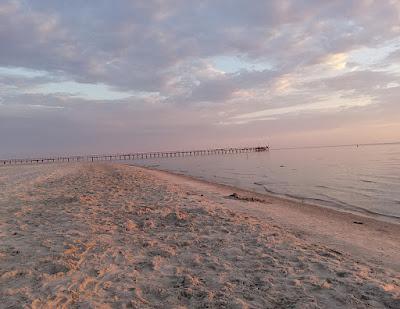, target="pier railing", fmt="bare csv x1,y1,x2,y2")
0,146,269,166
